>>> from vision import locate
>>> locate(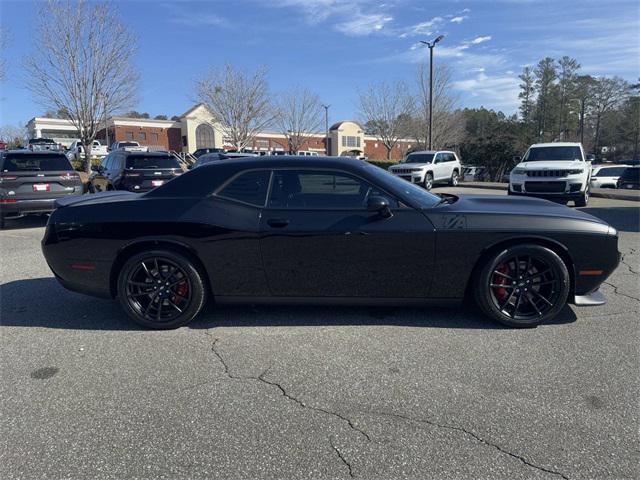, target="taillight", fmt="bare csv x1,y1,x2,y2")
0,175,18,183
0,199,17,203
